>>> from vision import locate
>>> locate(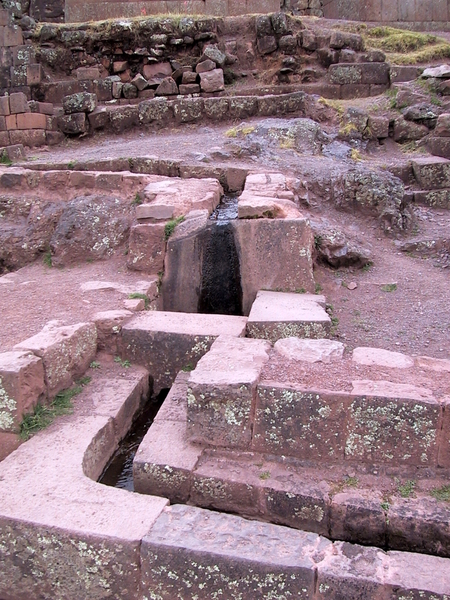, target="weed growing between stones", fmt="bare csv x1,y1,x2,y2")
43,250,52,268
431,485,450,502
381,283,397,292
132,193,143,205
0,151,11,166
128,292,149,308
164,216,185,240
19,382,89,440
114,356,131,368
90,361,101,369
396,478,416,498
259,471,271,480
